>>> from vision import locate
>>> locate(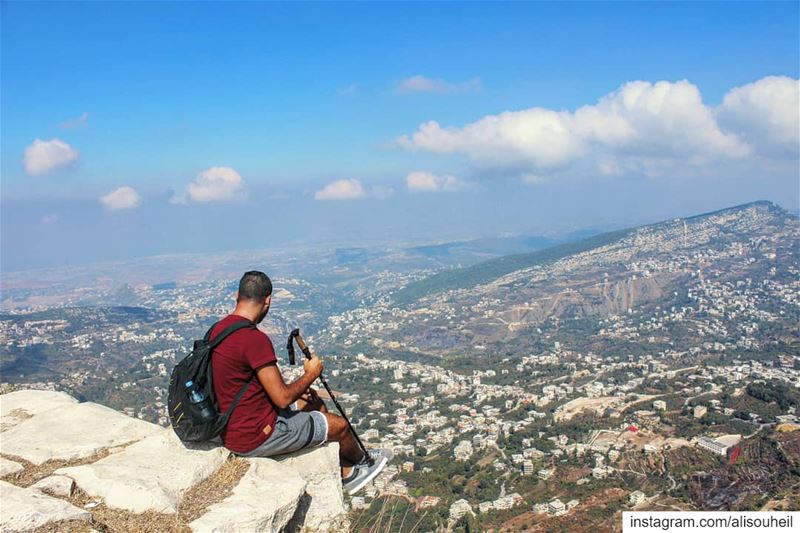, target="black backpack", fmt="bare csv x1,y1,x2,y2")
168,320,256,443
